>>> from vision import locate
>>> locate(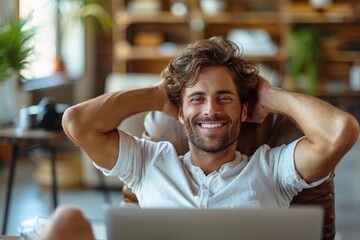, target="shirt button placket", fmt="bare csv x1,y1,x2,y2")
198,184,207,209
199,175,214,209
